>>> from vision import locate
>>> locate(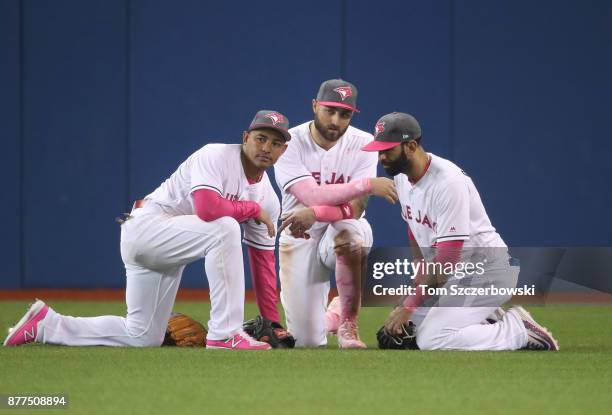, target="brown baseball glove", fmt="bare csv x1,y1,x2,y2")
162,313,207,347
